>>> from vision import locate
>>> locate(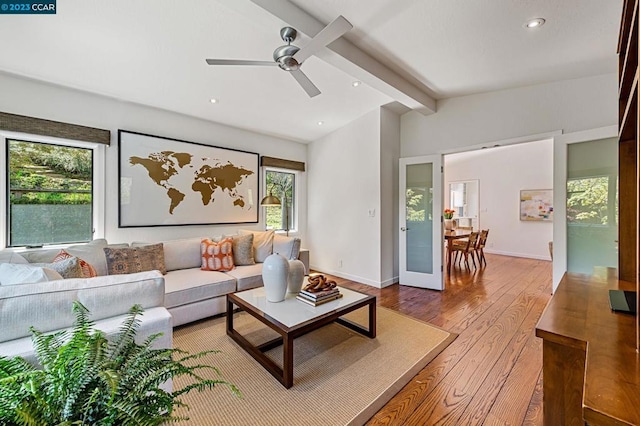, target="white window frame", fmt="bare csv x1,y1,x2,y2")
0,130,105,249
263,166,298,234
